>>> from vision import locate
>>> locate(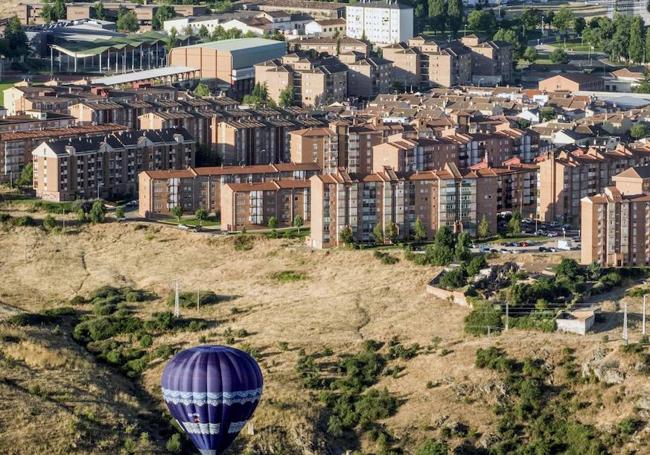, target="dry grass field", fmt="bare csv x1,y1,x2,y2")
1,207,649,453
